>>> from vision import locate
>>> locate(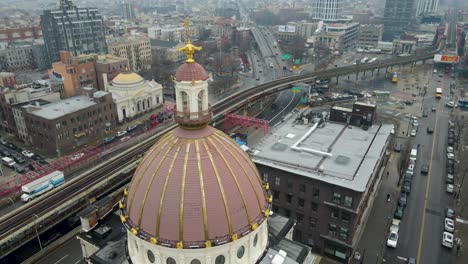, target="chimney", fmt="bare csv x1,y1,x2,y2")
102,73,108,92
